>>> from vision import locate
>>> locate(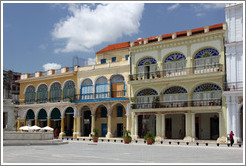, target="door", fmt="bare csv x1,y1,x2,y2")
144,66,150,79
111,82,124,98
101,123,107,137
165,118,172,139
210,116,219,140
195,117,200,139
117,123,123,137
83,111,91,136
